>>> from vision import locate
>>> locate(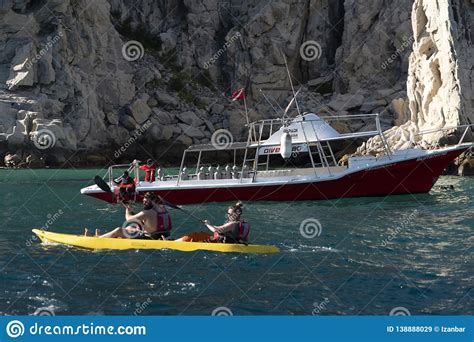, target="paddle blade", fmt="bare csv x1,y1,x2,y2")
94,176,112,193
